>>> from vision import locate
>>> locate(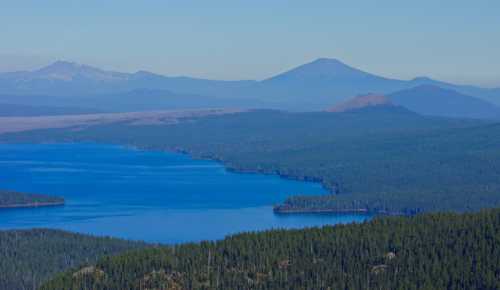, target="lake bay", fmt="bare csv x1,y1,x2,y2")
0,143,370,243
